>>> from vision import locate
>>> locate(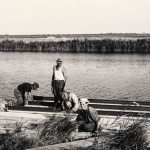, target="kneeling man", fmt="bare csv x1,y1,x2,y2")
61,91,79,112
76,98,100,133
